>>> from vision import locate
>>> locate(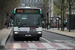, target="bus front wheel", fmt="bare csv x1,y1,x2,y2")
14,37,17,40
37,37,40,41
